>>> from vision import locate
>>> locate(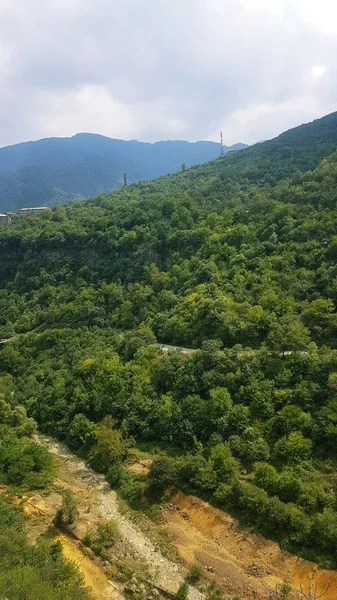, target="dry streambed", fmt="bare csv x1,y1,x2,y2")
34,434,203,600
